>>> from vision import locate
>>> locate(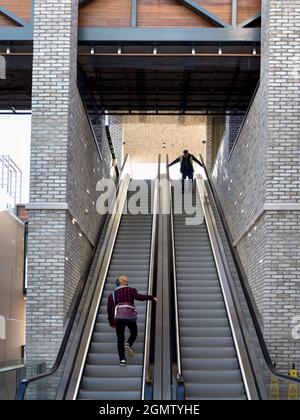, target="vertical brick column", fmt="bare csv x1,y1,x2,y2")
26,0,106,367
262,0,300,369
211,0,300,370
